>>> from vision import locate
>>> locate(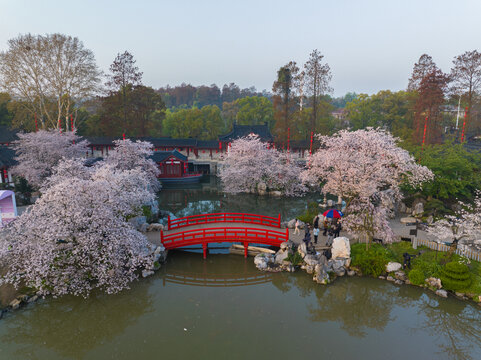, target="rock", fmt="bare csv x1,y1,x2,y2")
280,241,289,251
9,299,21,310
425,277,442,289
154,245,165,255
297,242,307,258
275,250,288,264
405,280,411,285
379,276,386,280
334,267,346,276
313,265,330,284
142,270,154,278
435,289,448,298
386,276,395,282
331,237,351,259
412,202,424,216
327,199,334,207
27,295,38,303
128,216,147,230
398,202,407,214
386,262,402,272
304,254,320,266
139,223,148,233
287,219,296,229
347,270,356,276
257,181,267,194
394,279,404,285
426,215,434,225
394,271,408,281
455,292,467,299
147,223,164,232
305,265,315,274
270,191,282,197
